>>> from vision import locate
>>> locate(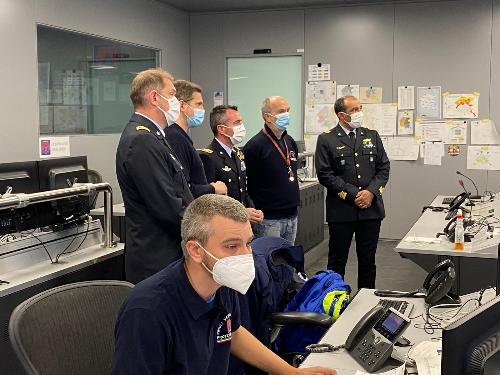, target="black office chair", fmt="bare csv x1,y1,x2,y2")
9,280,133,375
87,169,103,209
